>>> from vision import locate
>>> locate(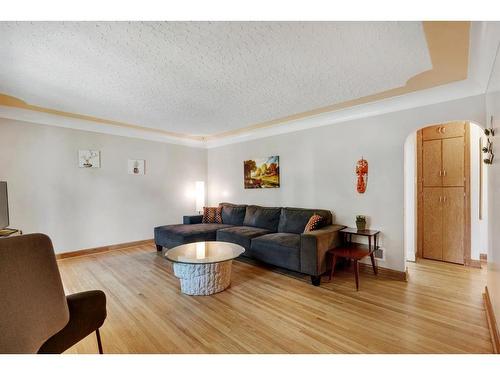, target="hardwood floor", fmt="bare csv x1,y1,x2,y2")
57,244,493,353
